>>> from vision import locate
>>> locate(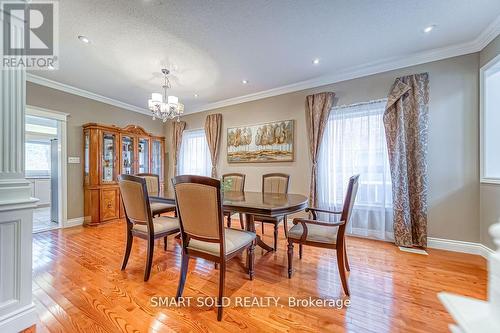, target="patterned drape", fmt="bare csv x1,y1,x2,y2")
384,73,429,248
172,121,186,176
204,113,222,178
305,92,335,208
